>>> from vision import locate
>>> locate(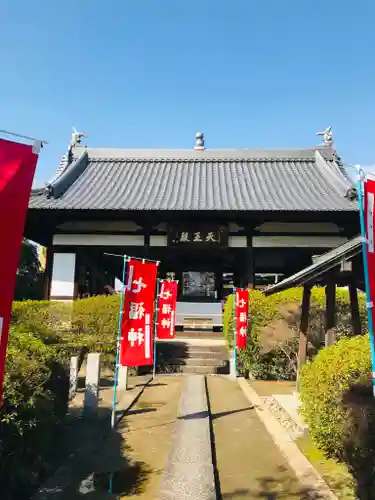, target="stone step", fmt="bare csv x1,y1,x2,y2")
179,350,228,360
177,365,229,375
186,346,228,354
161,357,228,367
174,330,224,339
159,347,228,359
